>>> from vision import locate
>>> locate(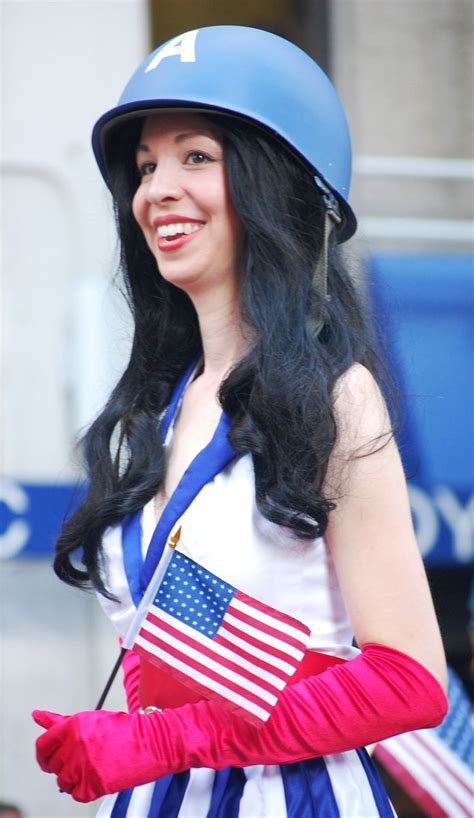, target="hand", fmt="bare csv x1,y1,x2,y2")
32,708,167,802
